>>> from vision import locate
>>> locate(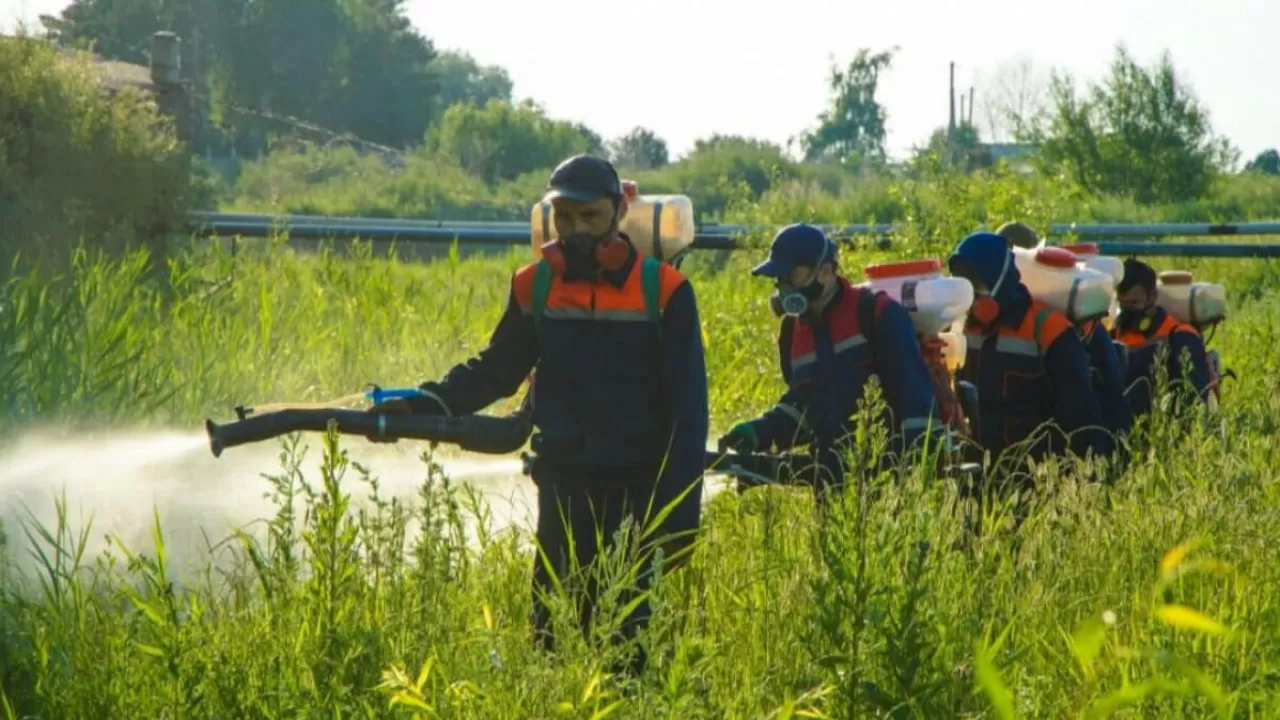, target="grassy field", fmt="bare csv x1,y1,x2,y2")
1,215,1280,718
